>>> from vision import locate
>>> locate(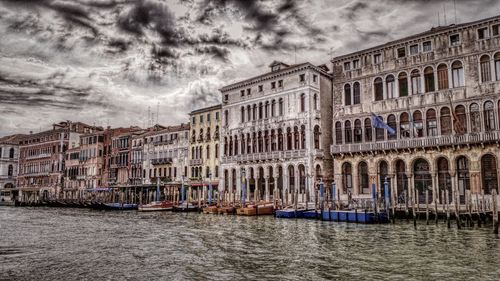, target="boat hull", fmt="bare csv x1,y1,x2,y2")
138,201,174,212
